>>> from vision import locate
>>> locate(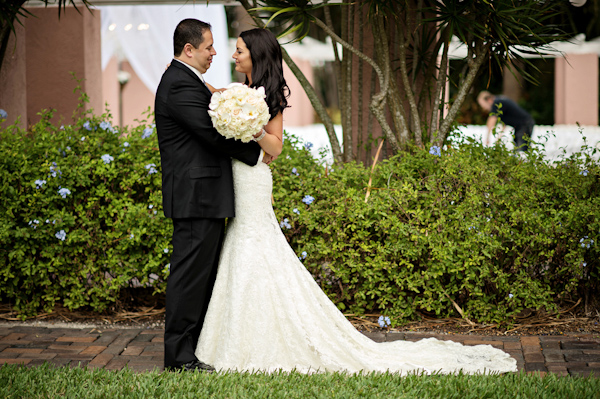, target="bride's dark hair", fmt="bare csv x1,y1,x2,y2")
239,28,290,120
